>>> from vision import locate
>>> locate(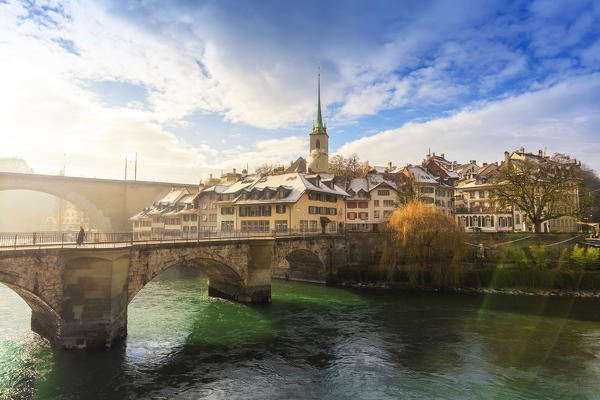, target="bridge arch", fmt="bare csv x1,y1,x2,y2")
128,251,246,305
0,277,63,345
274,241,329,282
0,186,113,232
